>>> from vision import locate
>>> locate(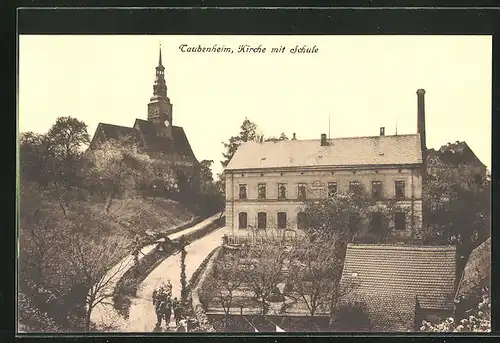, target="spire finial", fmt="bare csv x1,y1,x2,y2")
158,42,163,67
